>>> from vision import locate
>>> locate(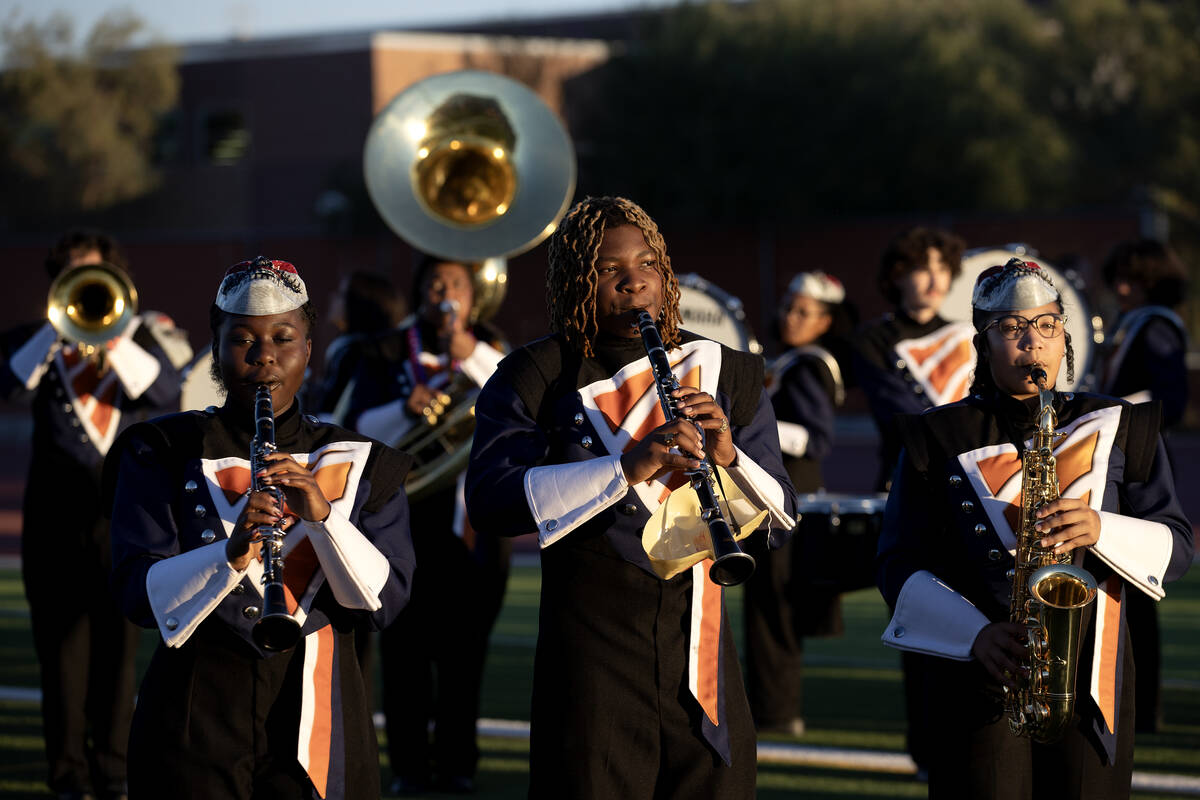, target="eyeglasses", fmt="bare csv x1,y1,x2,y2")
984,313,1066,340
